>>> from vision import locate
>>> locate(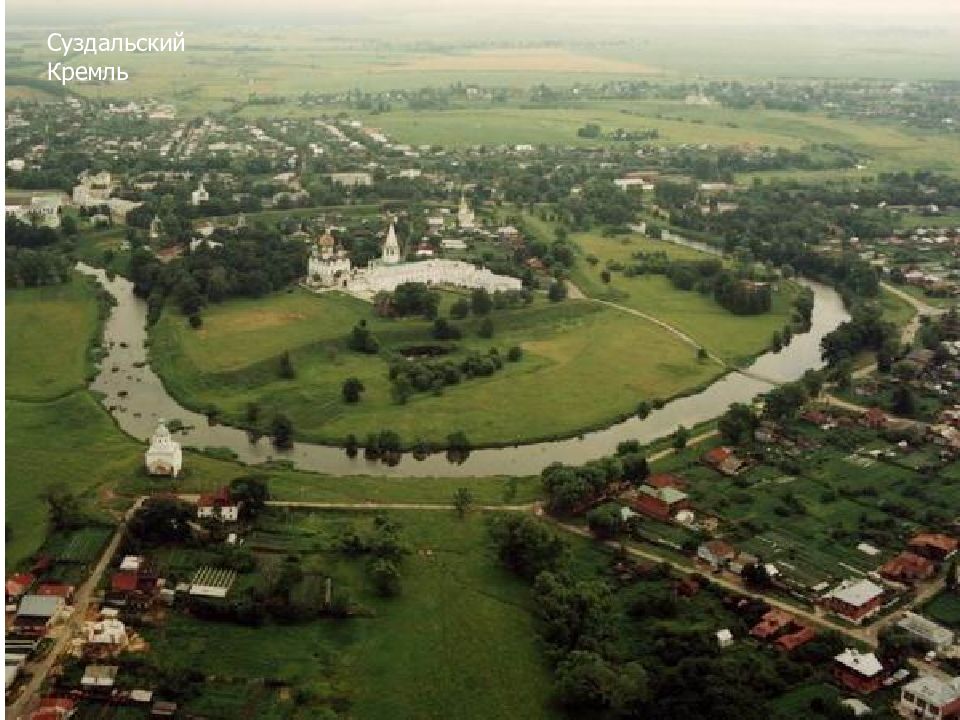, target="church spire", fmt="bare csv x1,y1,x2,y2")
382,220,400,264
